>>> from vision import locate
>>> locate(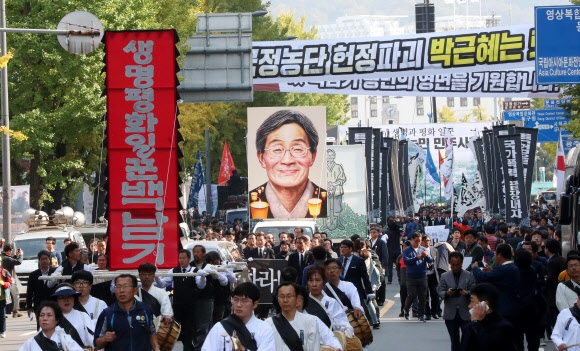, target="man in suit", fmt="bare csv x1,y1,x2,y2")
26,250,56,327
420,209,433,227
464,230,484,271
433,211,446,226
544,238,567,336
337,239,373,304
369,225,388,306
438,251,475,351
248,232,275,259
471,243,521,347
273,232,289,255
288,236,312,283
243,233,257,259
